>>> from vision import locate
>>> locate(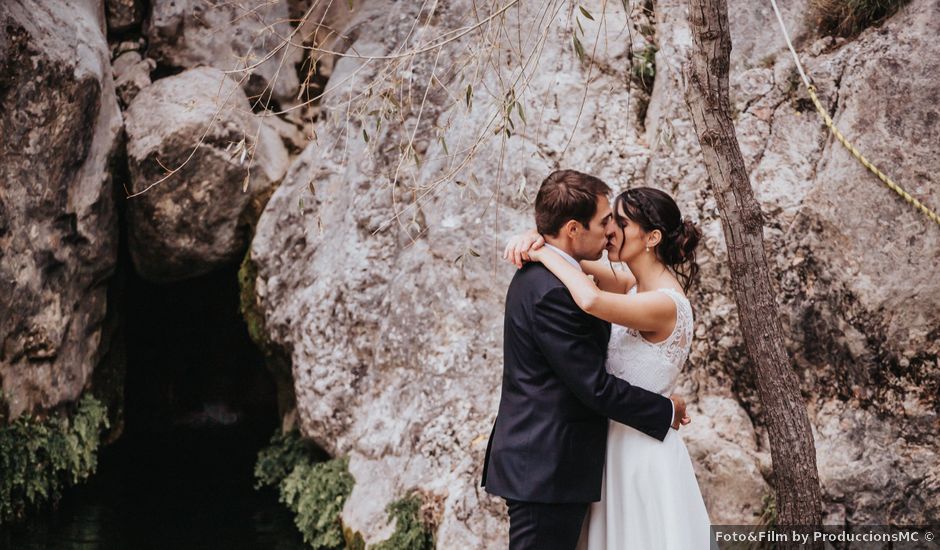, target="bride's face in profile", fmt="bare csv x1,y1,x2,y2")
606,203,649,263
